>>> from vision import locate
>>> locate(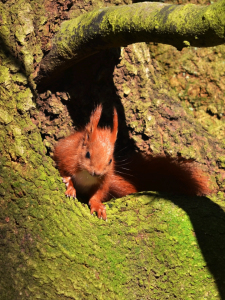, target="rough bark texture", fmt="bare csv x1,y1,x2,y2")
148,43,225,141
35,0,225,86
0,0,225,299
